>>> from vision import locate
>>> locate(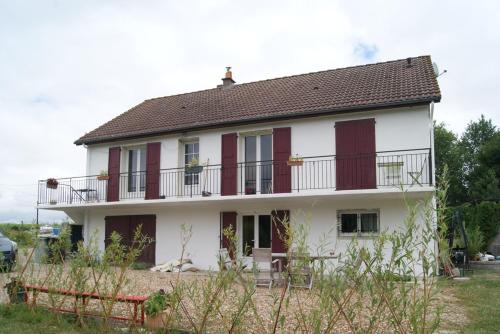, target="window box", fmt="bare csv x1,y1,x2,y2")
185,165,203,174
338,209,379,237
287,155,304,166
97,171,109,181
